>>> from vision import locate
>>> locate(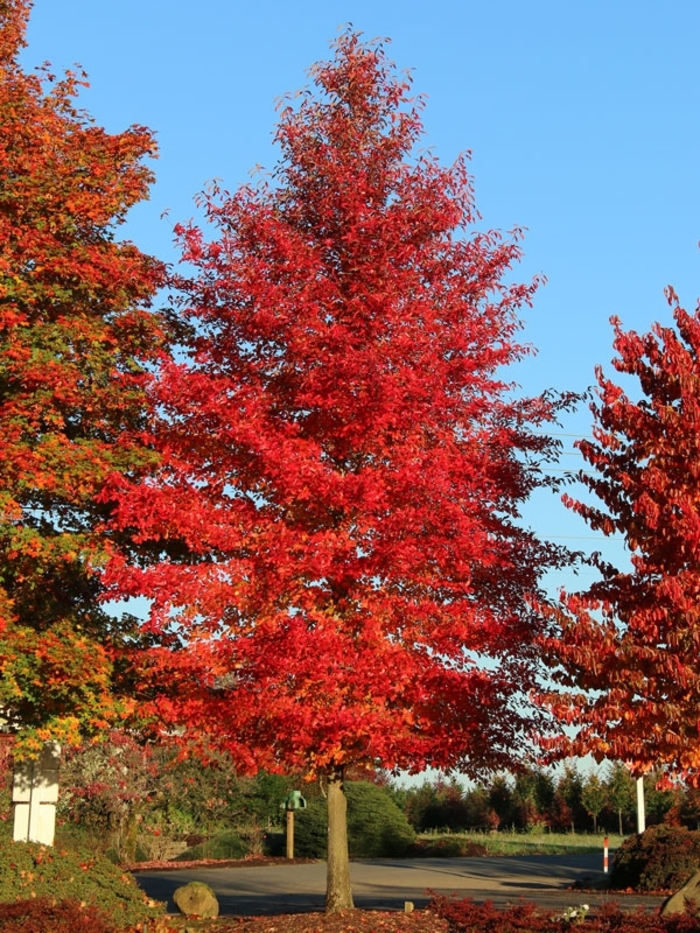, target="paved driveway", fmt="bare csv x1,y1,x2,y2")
135,853,666,916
